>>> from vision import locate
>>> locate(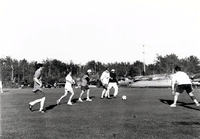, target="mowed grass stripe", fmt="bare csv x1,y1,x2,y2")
1,88,200,139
